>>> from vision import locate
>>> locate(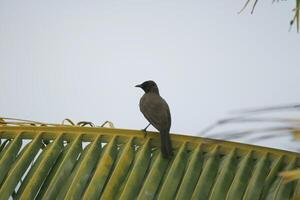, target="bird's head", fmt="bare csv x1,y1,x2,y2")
135,80,159,94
